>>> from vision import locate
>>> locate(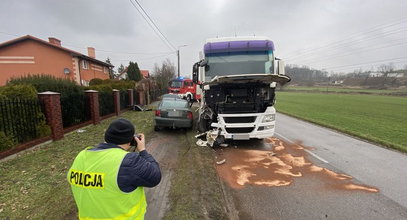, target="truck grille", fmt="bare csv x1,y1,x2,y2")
225,127,254,133
223,116,256,123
